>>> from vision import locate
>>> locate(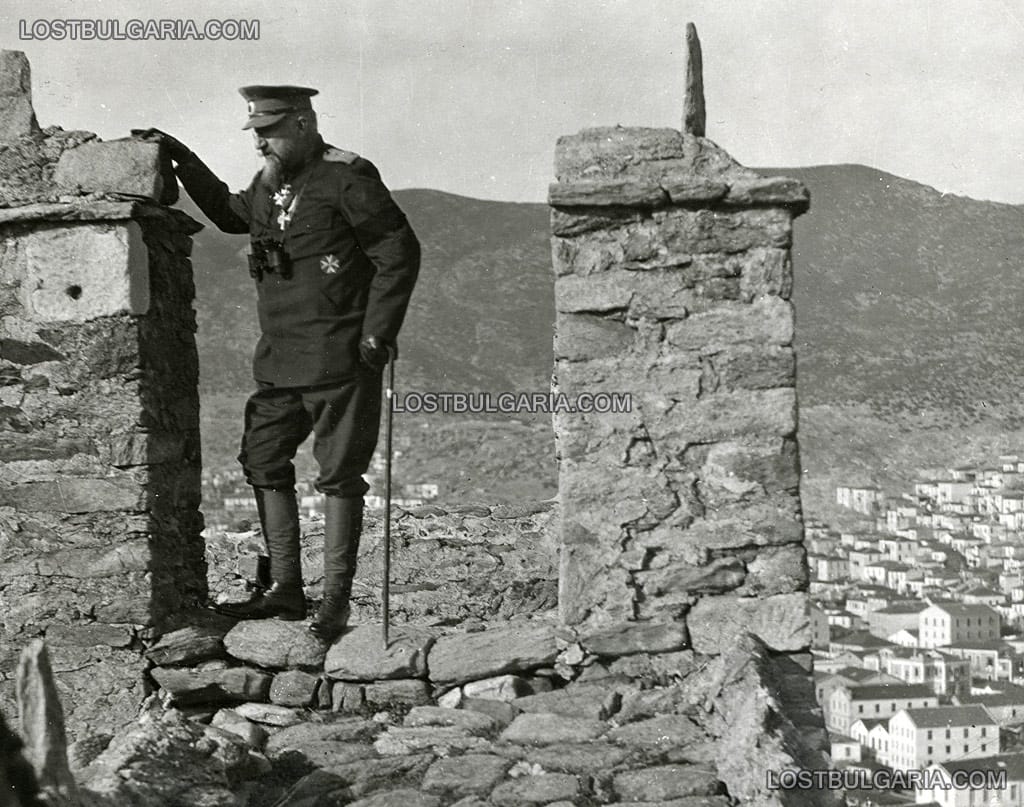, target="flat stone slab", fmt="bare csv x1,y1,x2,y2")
151,666,271,706
579,620,689,657
490,772,581,806
421,754,510,799
428,623,560,684
232,702,302,727
145,625,226,666
612,764,722,801
687,593,809,654
223,619,328,670
606,714,708,750
325,624,435,680
24,222,150,323
364,679,432,707
403,706,497,734
374,726,493,756
499,713,606,745
512,682,622,719
510,742,632,775
323,753,435,799
462,674,533,701
347,790,442,807
264,718,380,757
54,139,167,202
269,670,319,707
